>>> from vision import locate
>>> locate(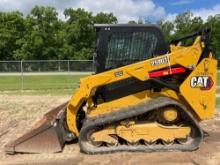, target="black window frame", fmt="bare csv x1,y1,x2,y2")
95,24,168,73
